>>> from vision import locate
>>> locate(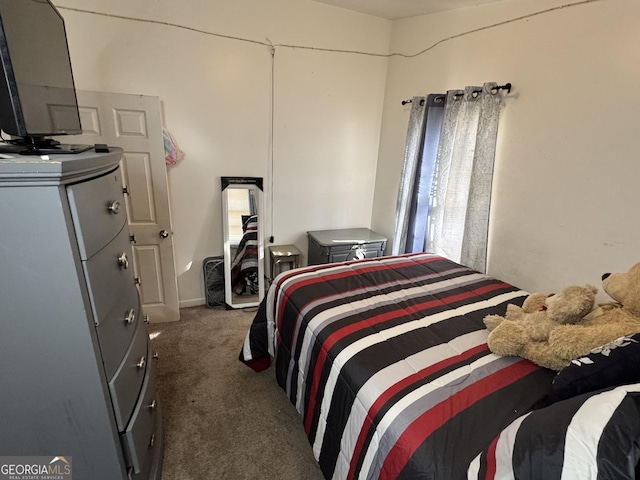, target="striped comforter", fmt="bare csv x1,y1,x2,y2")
240,254,557,479
469,384,640,479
